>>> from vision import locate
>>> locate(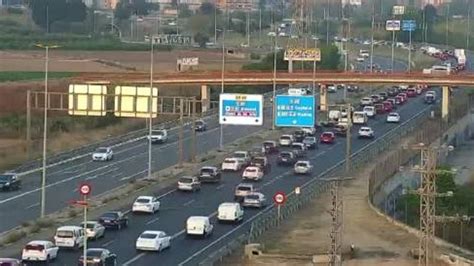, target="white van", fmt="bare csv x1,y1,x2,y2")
217,202,244,223
363,106,376,118
186,216,214,237
352,111,368,125
54,226,85,249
